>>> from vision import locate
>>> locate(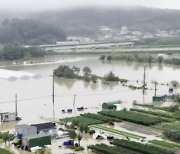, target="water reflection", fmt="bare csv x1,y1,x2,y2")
55,78,76,89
